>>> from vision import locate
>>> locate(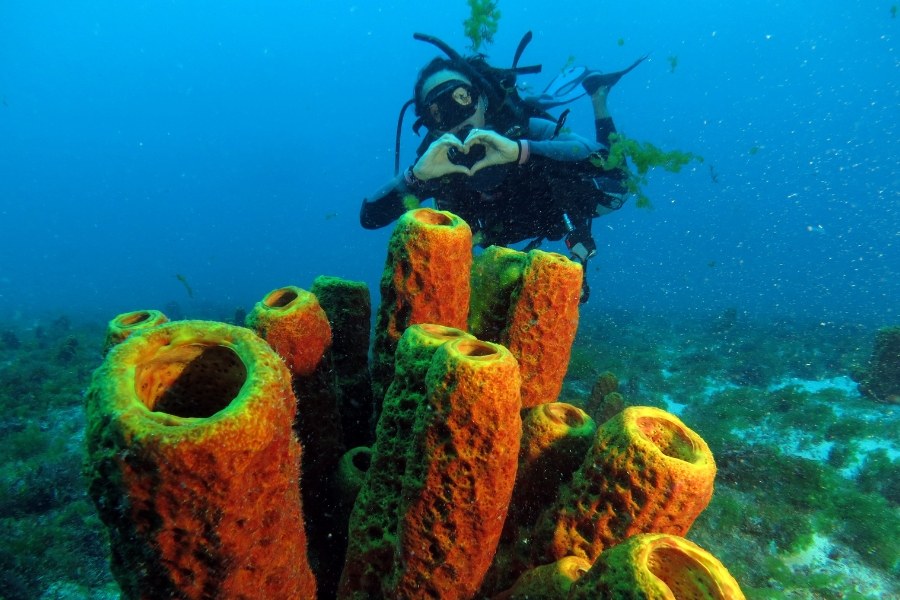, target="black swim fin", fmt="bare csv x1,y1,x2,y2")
522,53,650,111
582,53,651,95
